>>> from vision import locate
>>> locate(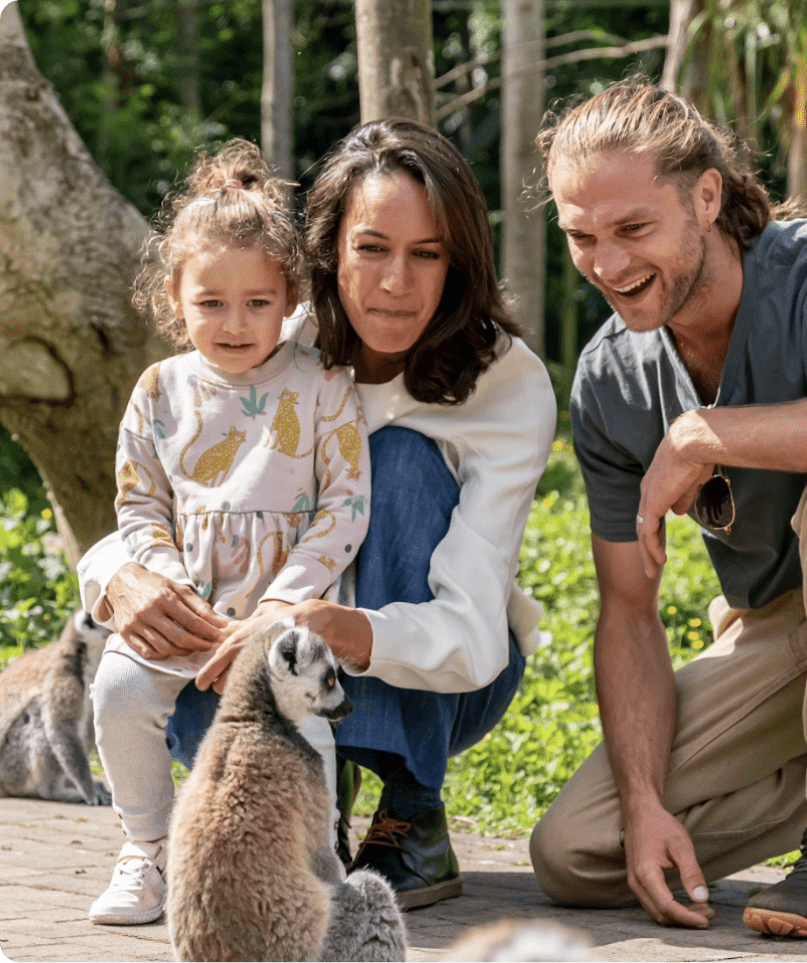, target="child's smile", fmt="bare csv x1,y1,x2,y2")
168,246,297,374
